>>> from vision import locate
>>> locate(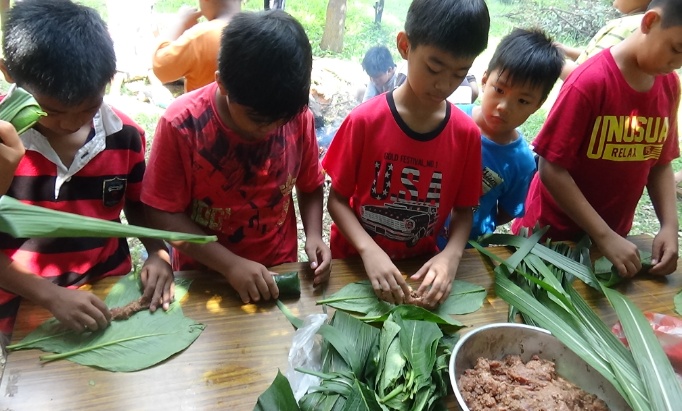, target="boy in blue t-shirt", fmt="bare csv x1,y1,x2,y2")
437,28,563,249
